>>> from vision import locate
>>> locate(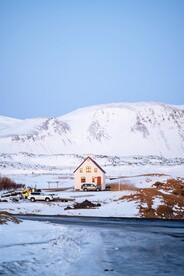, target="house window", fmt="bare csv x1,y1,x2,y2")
81,177,86,183
80,168,83,173
94,168,97,173
86,166,91,173
92,177,95,183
